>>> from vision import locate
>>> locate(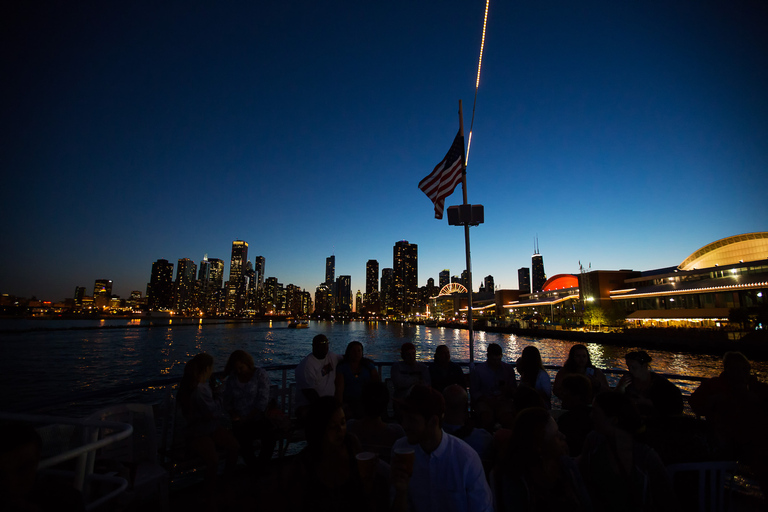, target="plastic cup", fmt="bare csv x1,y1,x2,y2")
393,447,415,476
356,451,378,481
